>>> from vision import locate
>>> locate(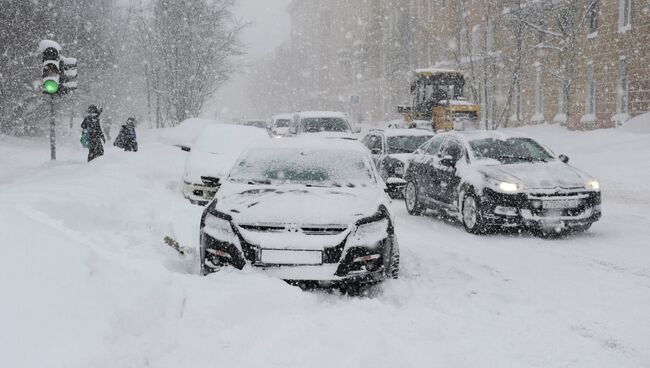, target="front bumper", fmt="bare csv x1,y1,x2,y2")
182,181,218,204
200,228,390,285
479,189,602,228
